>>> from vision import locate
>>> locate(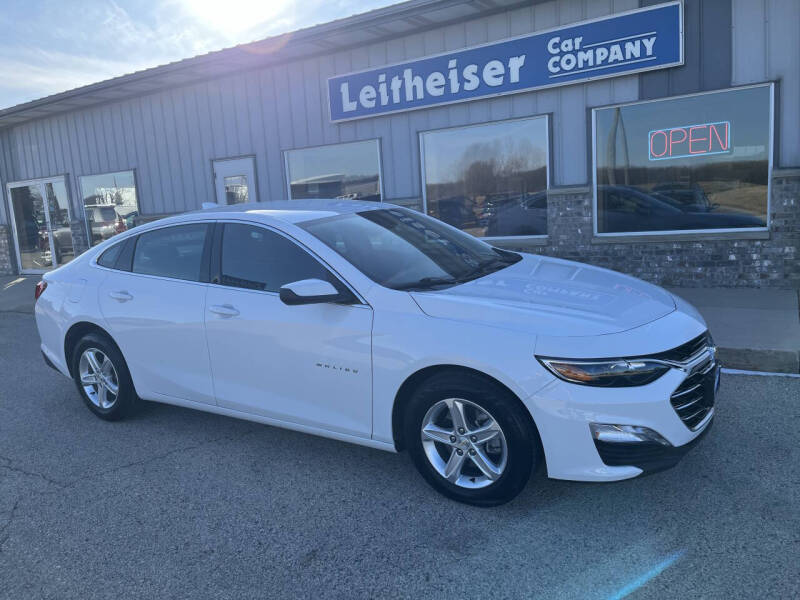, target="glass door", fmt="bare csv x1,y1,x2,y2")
7,177,73,273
